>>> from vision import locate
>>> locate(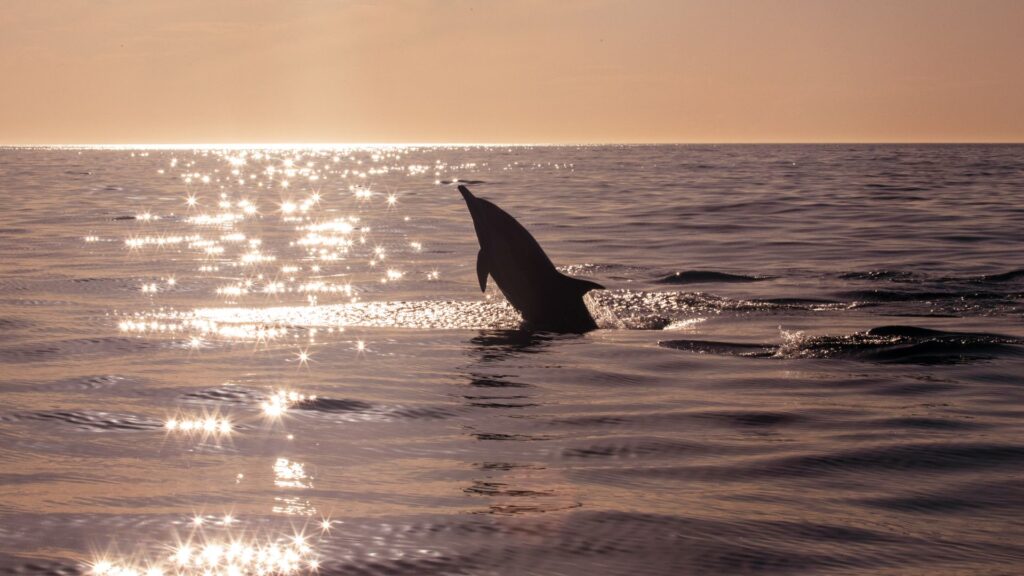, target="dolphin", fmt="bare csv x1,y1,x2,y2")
459,185,604,332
